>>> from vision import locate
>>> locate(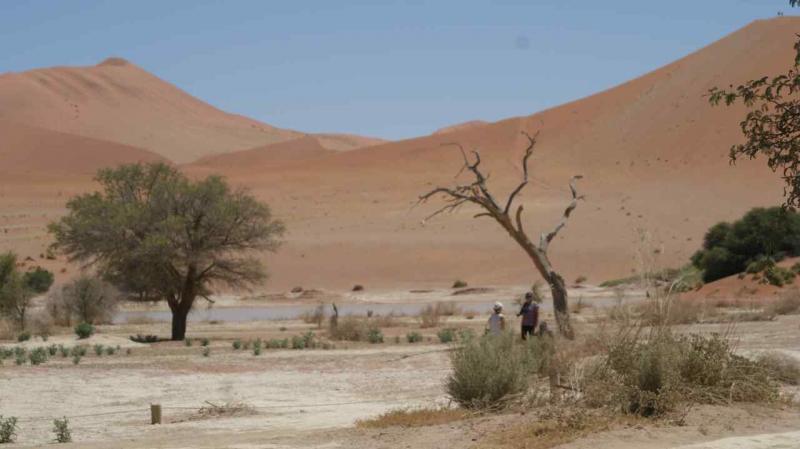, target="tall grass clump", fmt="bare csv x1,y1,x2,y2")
446,332,543,409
